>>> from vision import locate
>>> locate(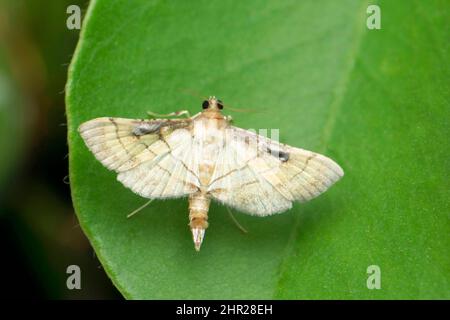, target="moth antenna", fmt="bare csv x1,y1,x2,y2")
225,105,267,114
127,199,154,218
178,88,208,101
226,206,248,234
